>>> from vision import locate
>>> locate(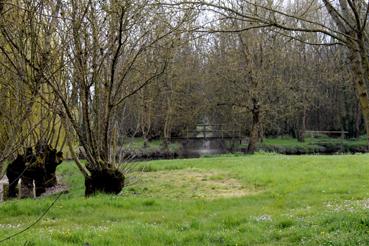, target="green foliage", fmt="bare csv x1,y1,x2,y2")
1,154,369,245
